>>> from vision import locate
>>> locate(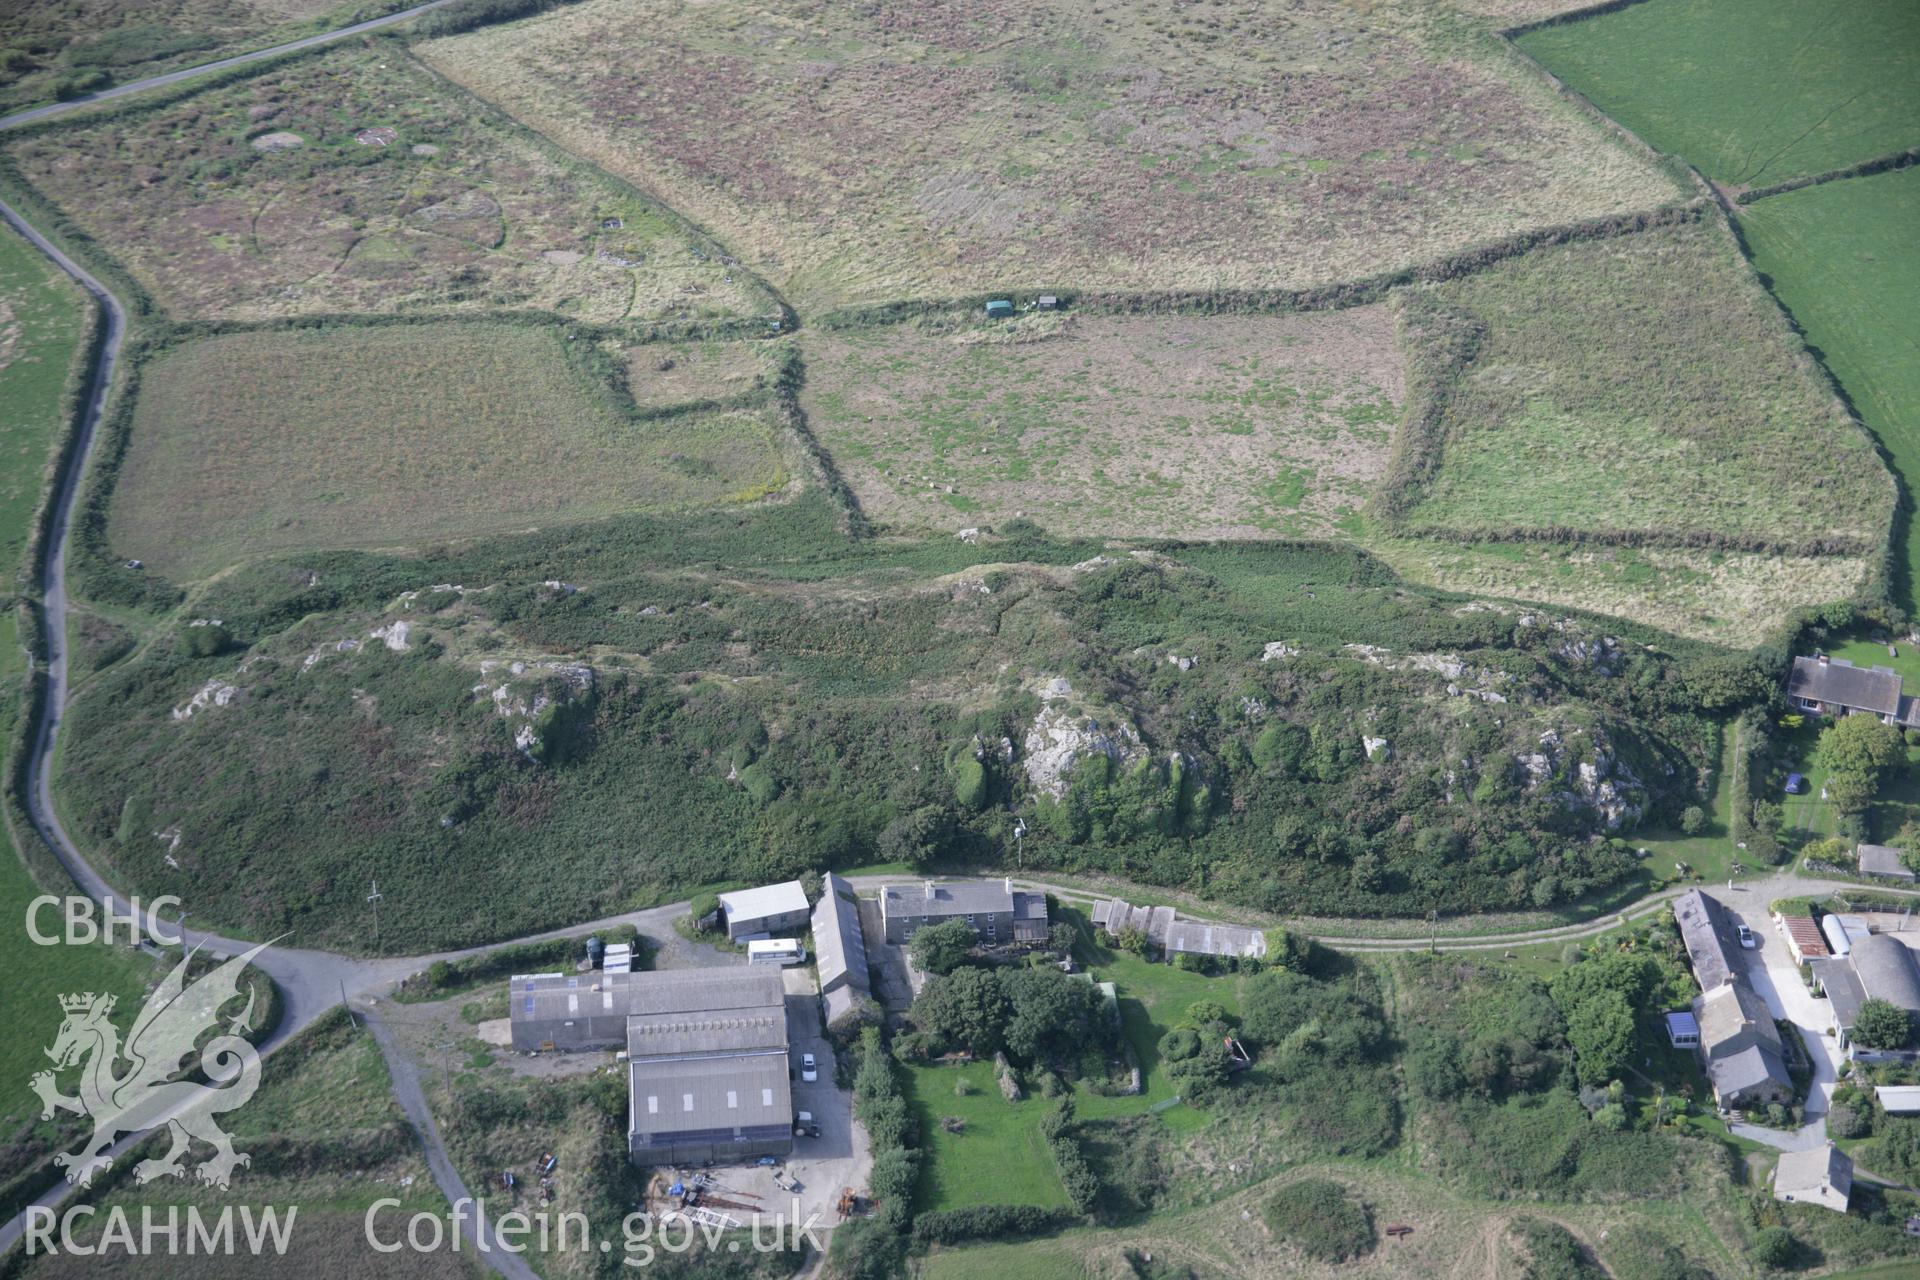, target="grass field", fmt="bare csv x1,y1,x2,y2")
4,44,766,325
0,223,87,603
21,1012,471,1280
904,1061,1072,1213
803,310,1399,538
419,0,1684,309
0,0,413,115
1371,537,1870,648
1518,0,1920,188
1740,166,1920,610
106,323,797,578
1391,217,1888,552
